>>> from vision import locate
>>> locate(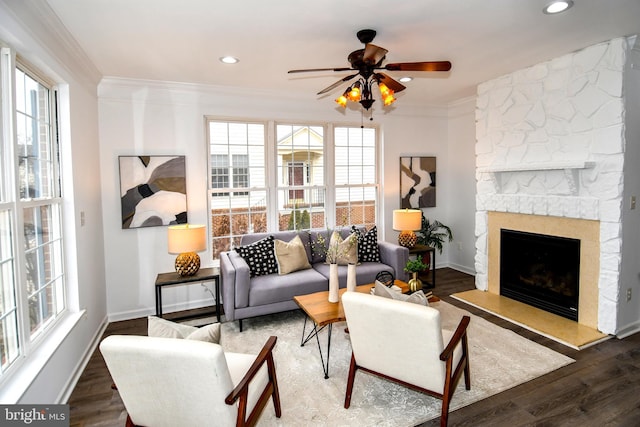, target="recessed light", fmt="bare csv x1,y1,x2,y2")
219,56,239,64
398,77,413,83
543,0,573,14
